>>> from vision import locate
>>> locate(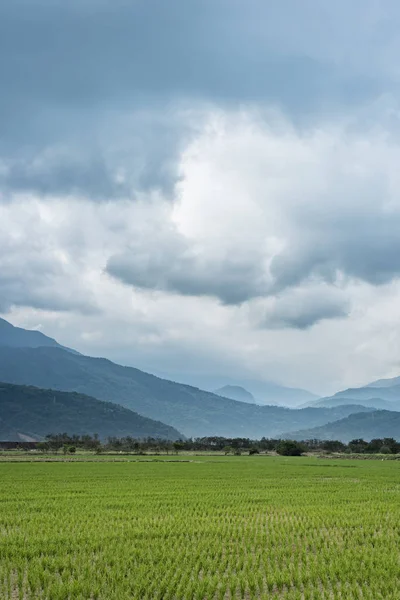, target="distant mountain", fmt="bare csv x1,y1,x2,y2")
160,373,318,407
302,396,395,411
324,385,400,410
240,379,319,407
331,385,400,404
284,410,400,443
0,382,182,441
0,318,316,407
214,385,255,404
366,375,400,388
302,384,400,411
0,345,375,439
0,318,76,353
